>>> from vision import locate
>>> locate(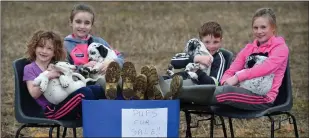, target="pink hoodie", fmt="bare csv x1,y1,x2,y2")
220,36,289,102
